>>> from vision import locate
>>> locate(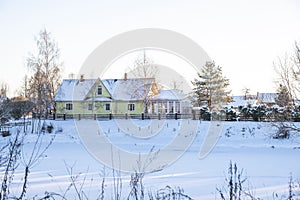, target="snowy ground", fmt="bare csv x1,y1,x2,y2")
1,119,300,199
